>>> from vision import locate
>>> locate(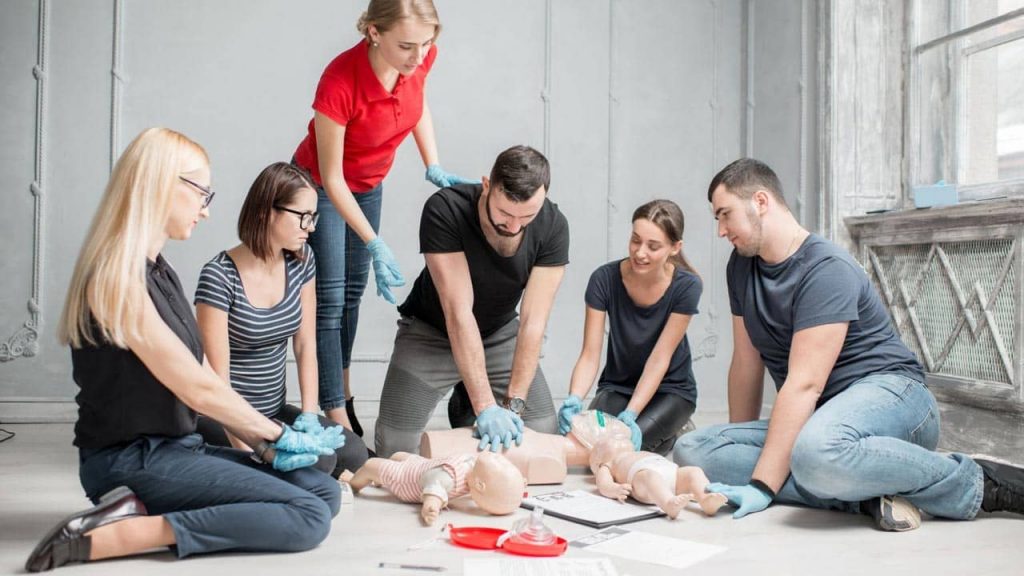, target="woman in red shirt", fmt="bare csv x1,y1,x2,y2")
292,0,470,436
